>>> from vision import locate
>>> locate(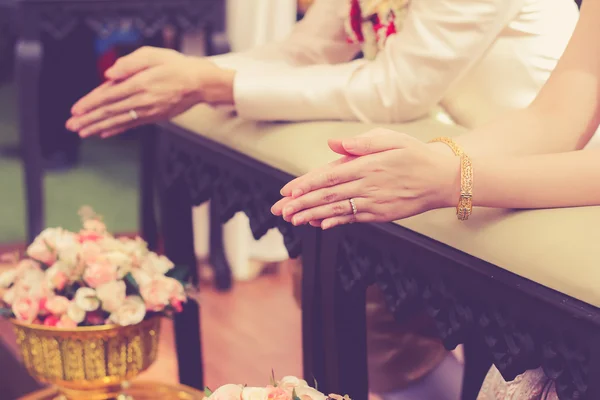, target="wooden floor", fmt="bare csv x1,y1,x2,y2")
0,263,303,393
